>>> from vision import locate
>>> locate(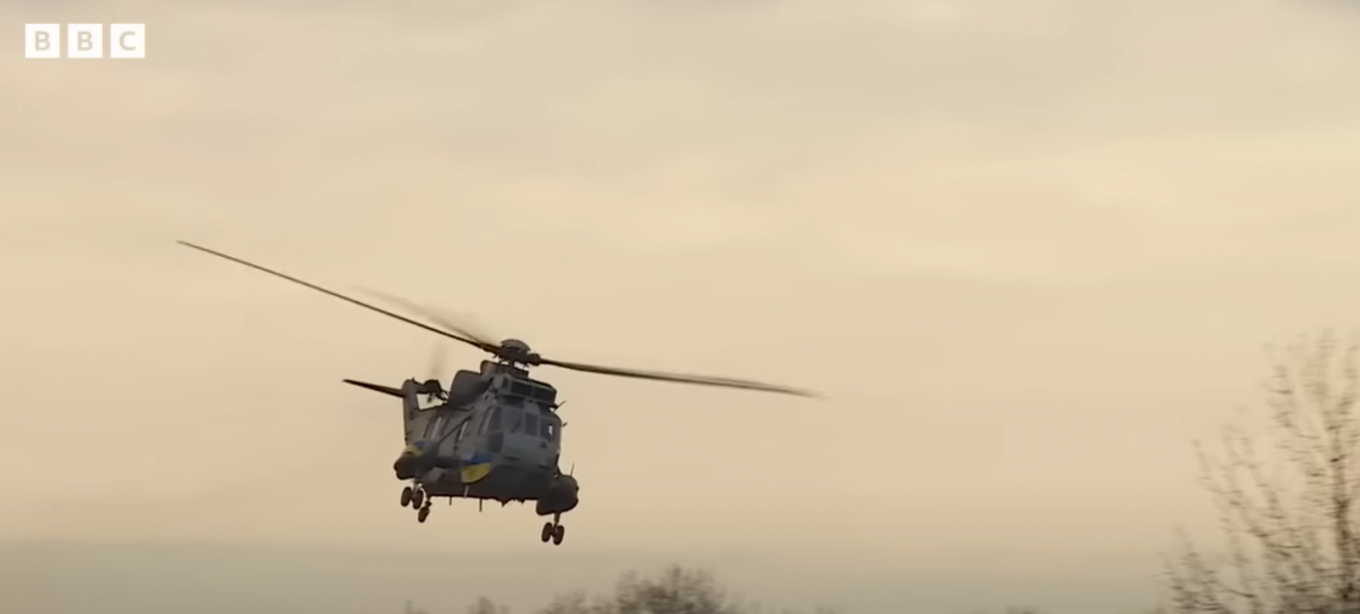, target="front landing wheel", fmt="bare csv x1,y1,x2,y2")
540,522,553,543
